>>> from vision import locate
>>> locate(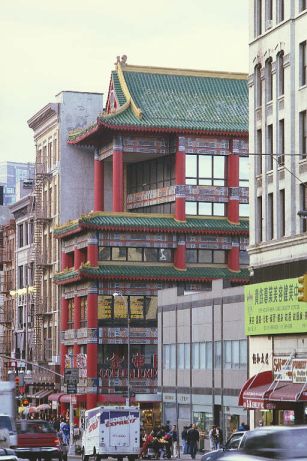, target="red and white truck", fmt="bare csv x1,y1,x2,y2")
81,406,140,461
